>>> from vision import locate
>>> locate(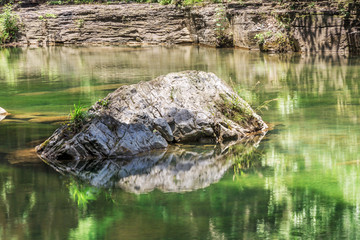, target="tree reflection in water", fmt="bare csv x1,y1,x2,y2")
2,46,360,239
